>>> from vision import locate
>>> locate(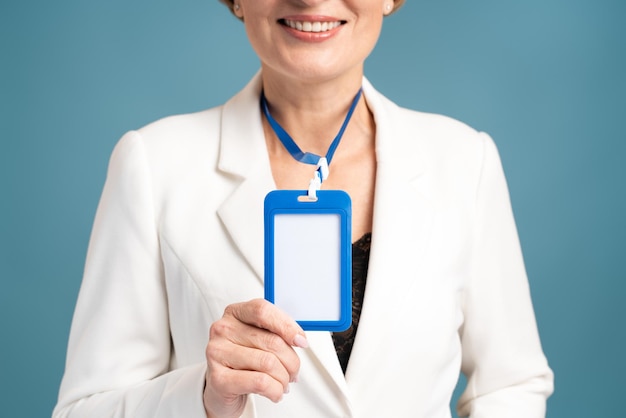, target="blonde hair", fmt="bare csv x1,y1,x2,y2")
218,0,405,20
